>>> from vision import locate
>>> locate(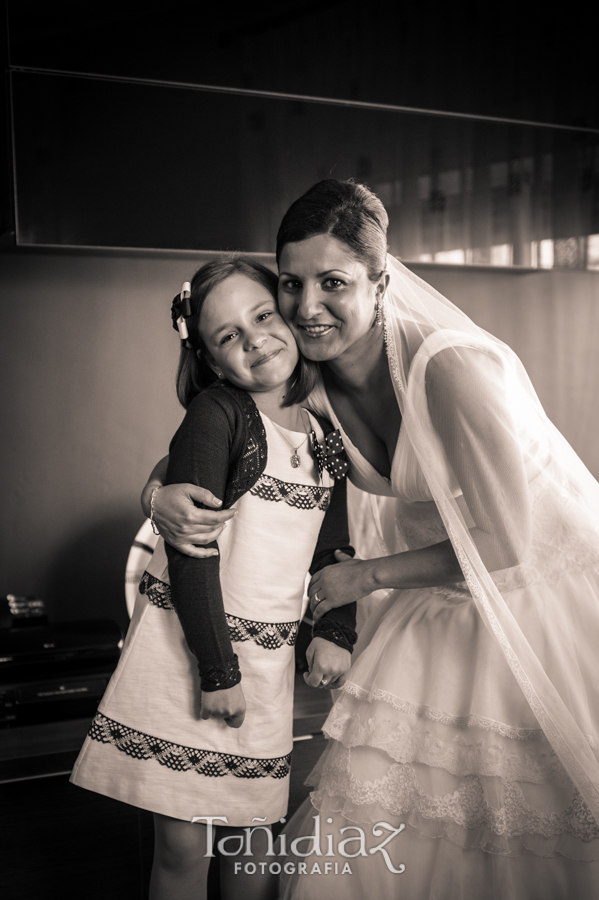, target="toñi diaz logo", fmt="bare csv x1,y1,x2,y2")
190,815,406,876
